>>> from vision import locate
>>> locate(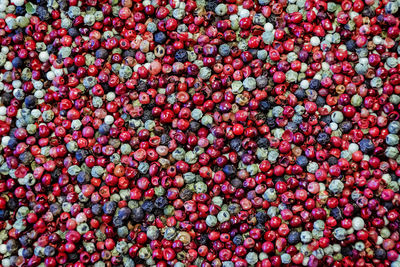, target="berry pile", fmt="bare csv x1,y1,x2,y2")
0,0,400,266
